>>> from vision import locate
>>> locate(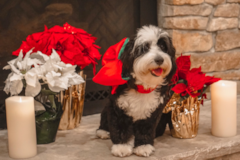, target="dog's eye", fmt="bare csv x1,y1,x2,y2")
137,43,150,55
141,43,150,53
157,38,168,53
